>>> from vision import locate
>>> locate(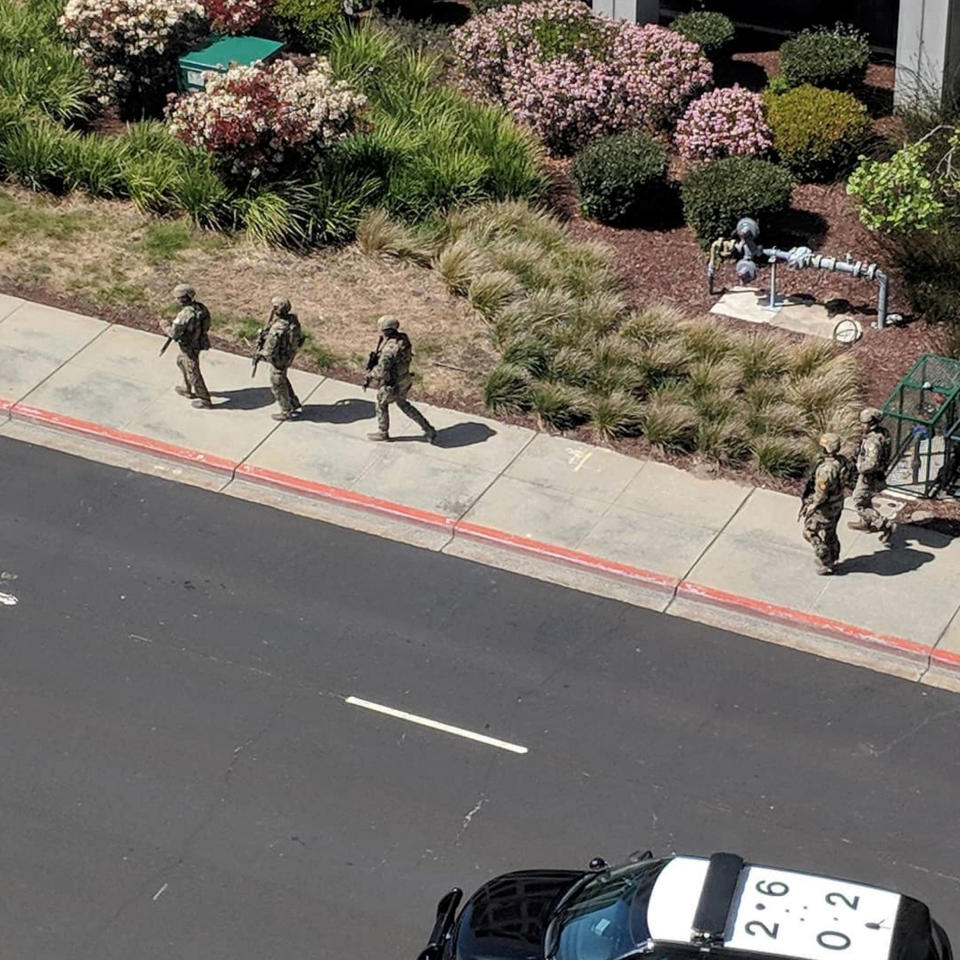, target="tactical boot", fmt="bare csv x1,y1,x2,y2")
424,427,437,444
846,519,872,531
878,522,897,546
272,411,293,421
175,386,194,398
815,563,834,576
191,398,212,409
367,431,389,441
